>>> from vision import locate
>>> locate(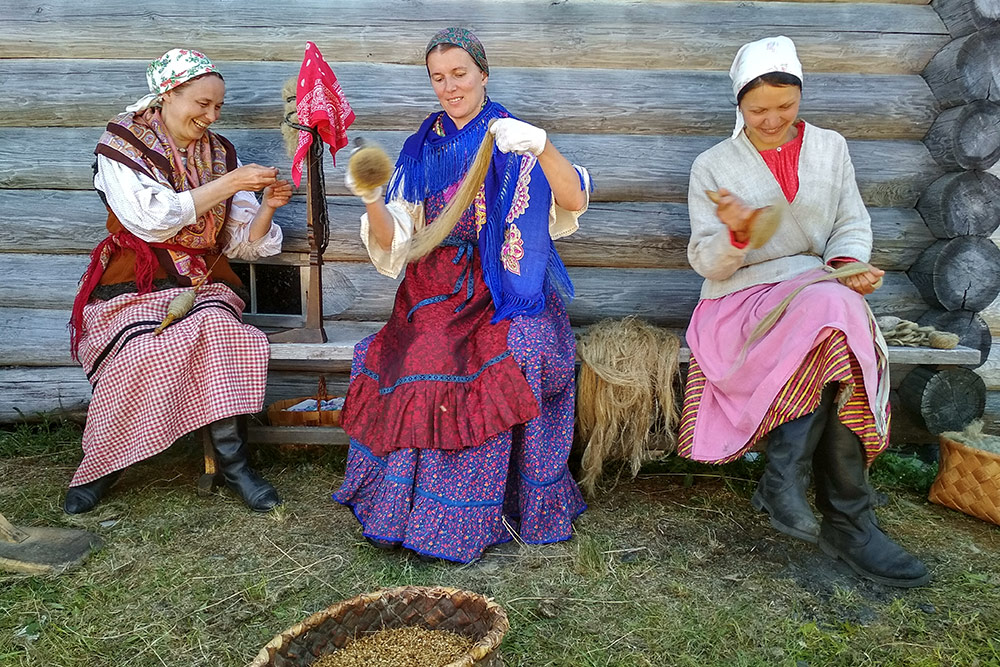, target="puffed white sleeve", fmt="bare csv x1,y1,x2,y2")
219,188,283,260
548,164,591,240
94,155,196,242
360,198,421,279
